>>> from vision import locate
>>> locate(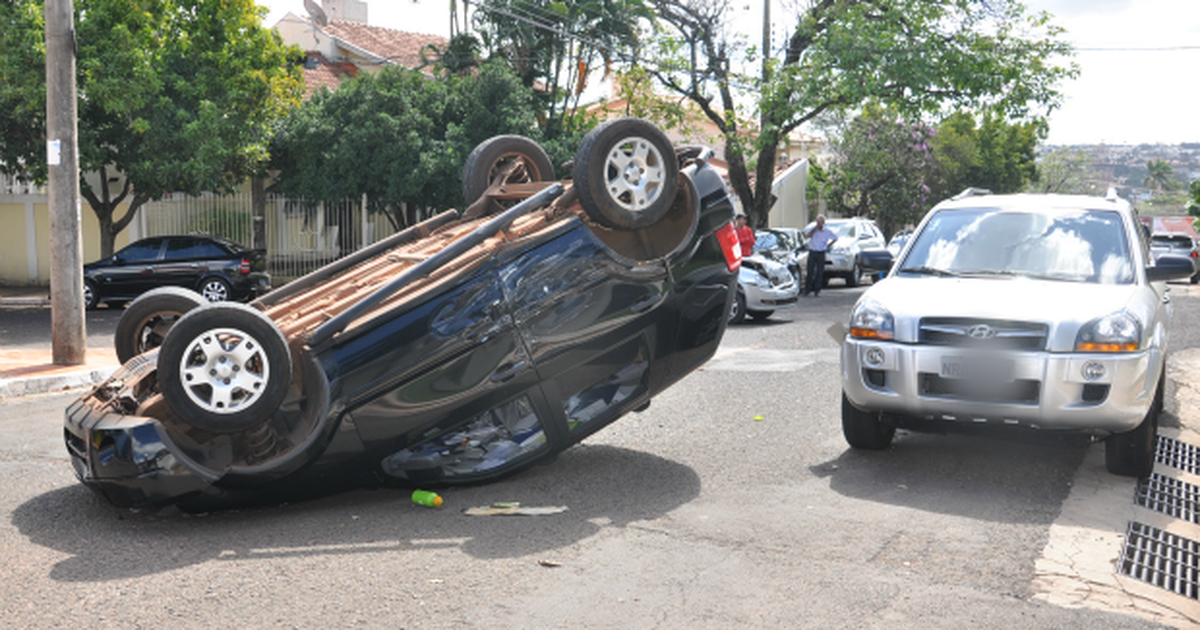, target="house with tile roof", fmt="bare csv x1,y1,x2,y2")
274,0,447,98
